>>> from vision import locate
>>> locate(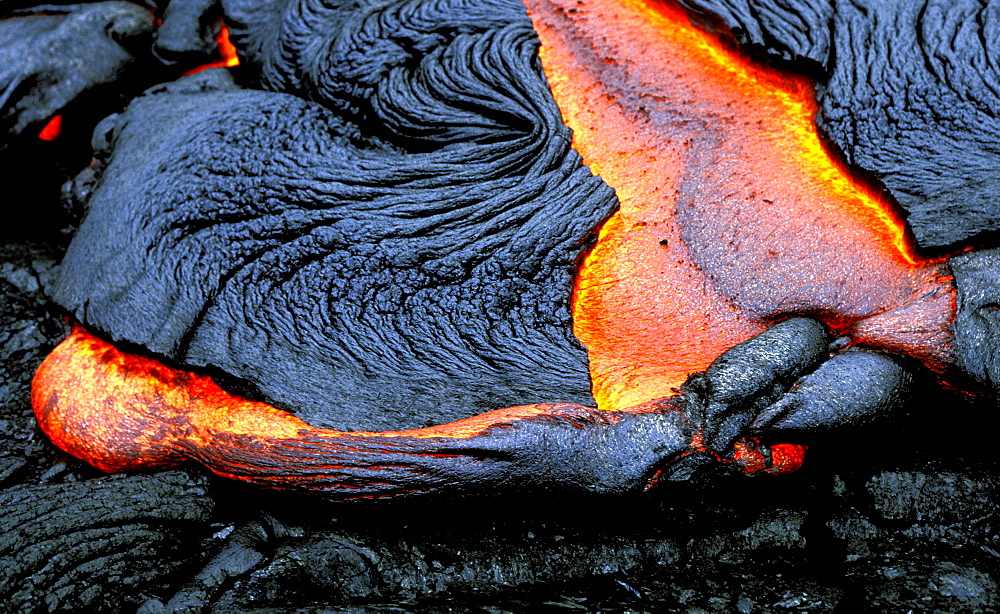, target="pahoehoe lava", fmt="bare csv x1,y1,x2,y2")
28,0,1000,498
50,0,614,432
